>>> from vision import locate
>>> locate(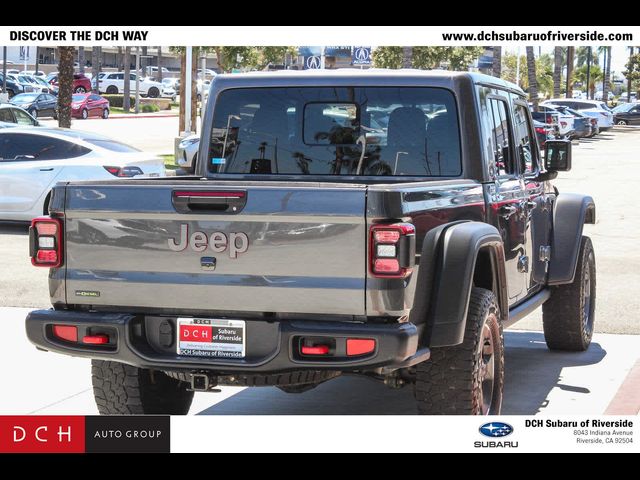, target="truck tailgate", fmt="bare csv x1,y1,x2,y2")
62,181,367,316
